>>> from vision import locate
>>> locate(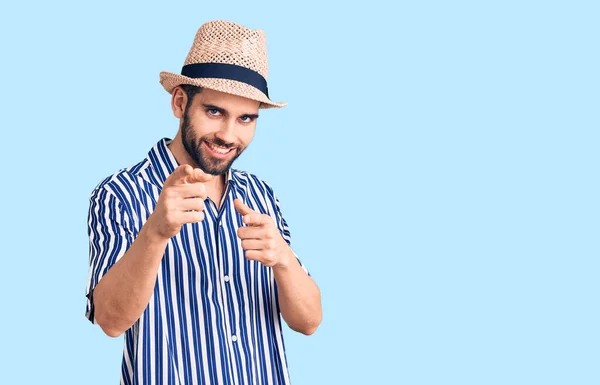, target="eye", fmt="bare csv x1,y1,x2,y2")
207,108,221,116
239,116,254,123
